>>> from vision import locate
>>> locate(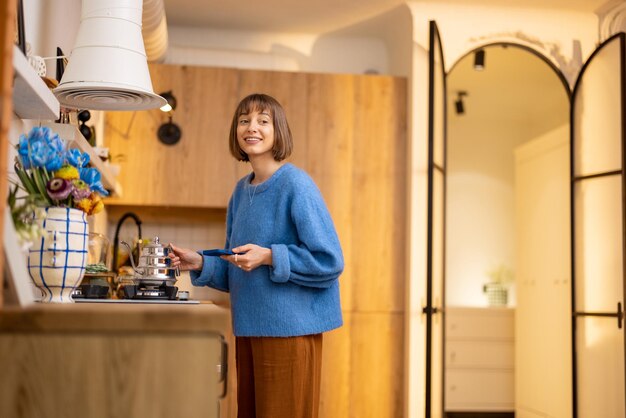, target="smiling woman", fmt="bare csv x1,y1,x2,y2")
169,92,345,418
